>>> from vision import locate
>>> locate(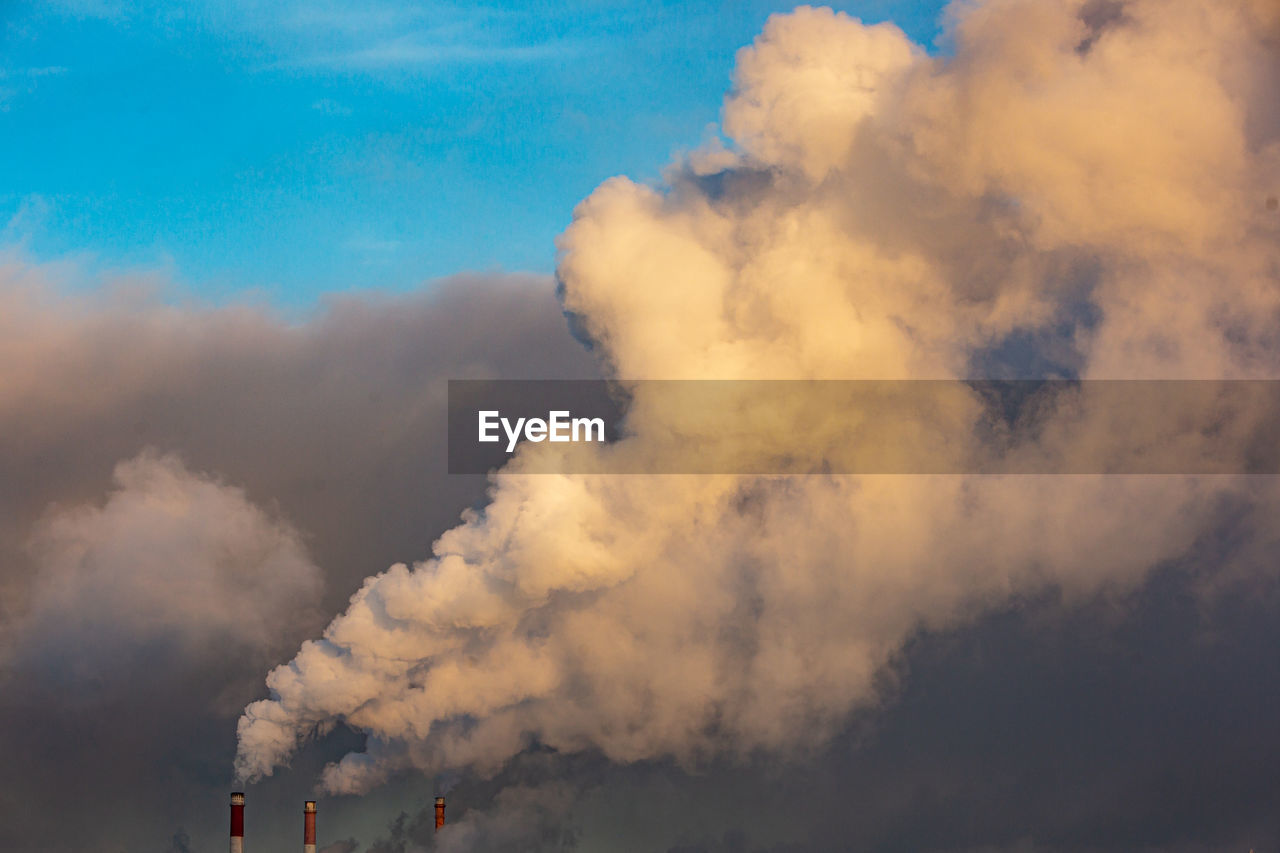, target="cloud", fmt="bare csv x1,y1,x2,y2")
2,0,1278,849
234,0,1280,835
283,35,581,72
37,0,585,75
0,264,599,850
723,7,919,182
312,98,353,116
18,450,323,680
